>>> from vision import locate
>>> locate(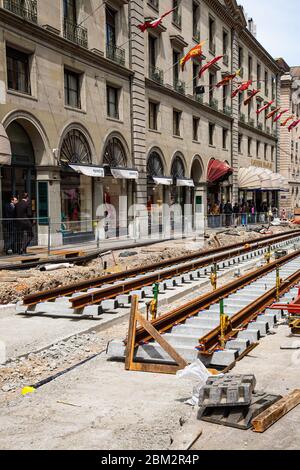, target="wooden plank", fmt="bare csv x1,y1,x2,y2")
252,389,300,433
125,295,139,371
136,311,188,369
129,362,182,375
